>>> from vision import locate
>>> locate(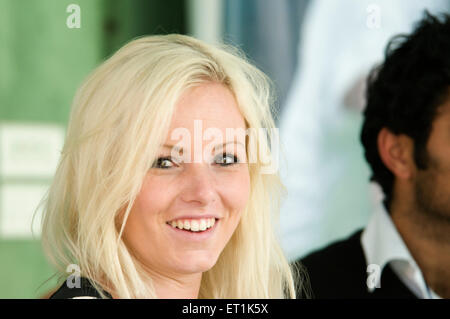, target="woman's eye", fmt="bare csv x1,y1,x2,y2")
152,157,178,169
215,153,239,166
